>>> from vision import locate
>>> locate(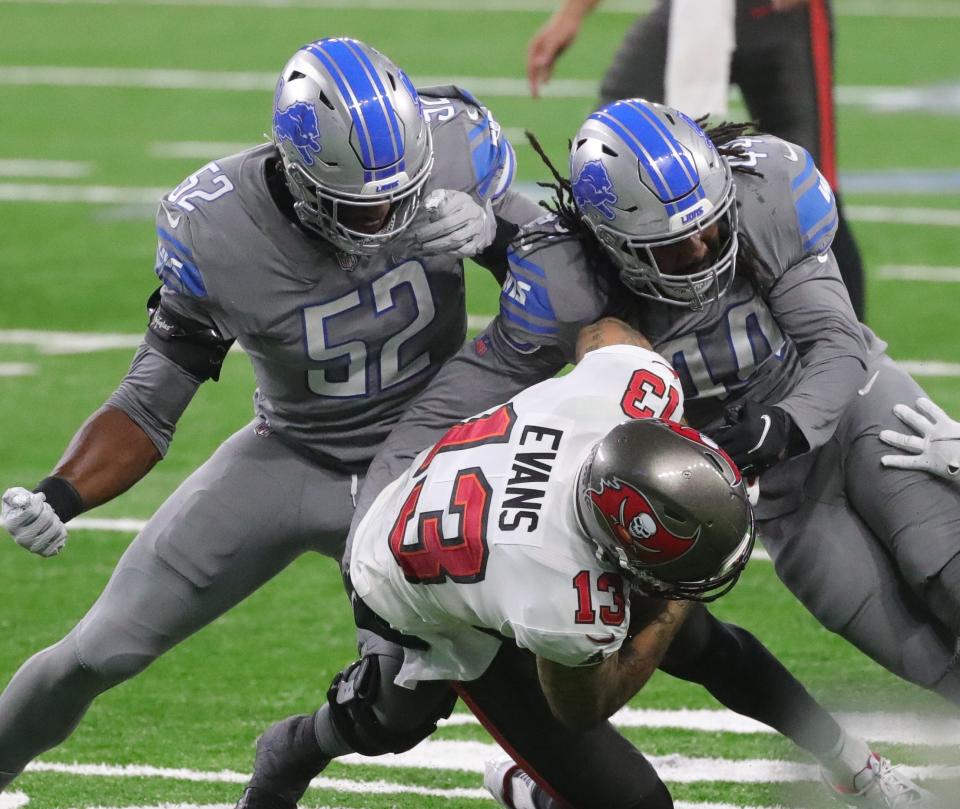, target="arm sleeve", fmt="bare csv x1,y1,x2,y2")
768,251,868,451
105,340,204,457
475,190,545,284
